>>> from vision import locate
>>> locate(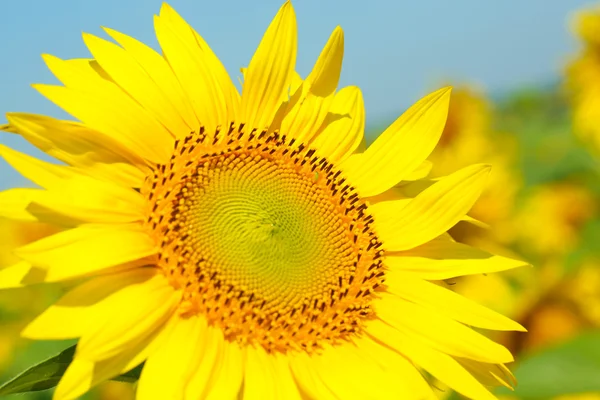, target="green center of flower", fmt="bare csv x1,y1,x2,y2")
193,153,356,308
143,124,385,353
